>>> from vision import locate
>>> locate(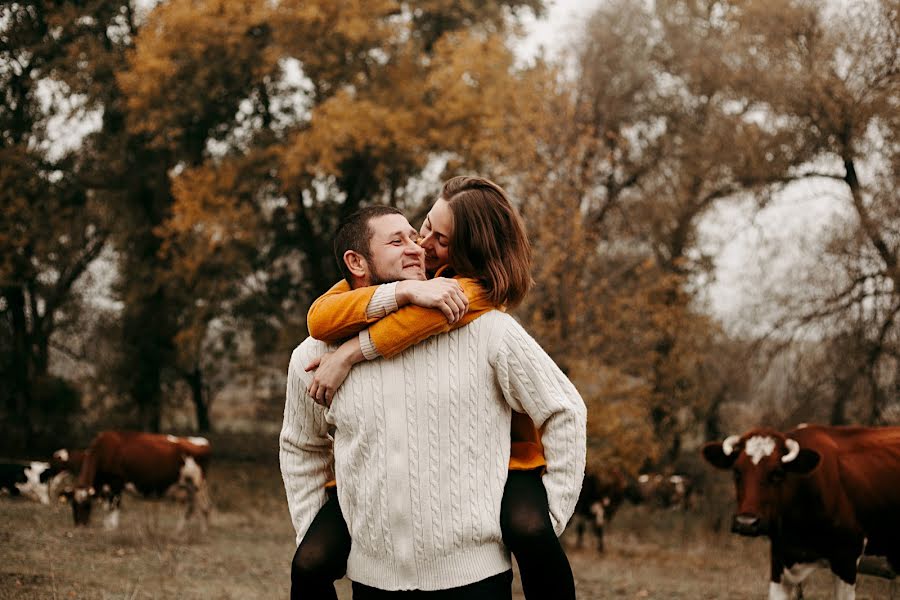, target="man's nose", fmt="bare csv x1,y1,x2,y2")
406,240,425,256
